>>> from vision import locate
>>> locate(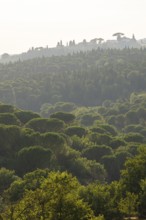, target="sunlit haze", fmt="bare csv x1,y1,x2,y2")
0,0,145,54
